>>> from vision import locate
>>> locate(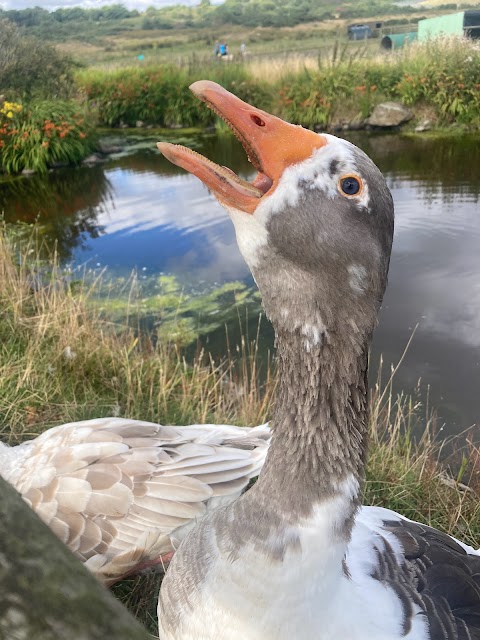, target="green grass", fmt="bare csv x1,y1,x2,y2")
1,222,479,634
